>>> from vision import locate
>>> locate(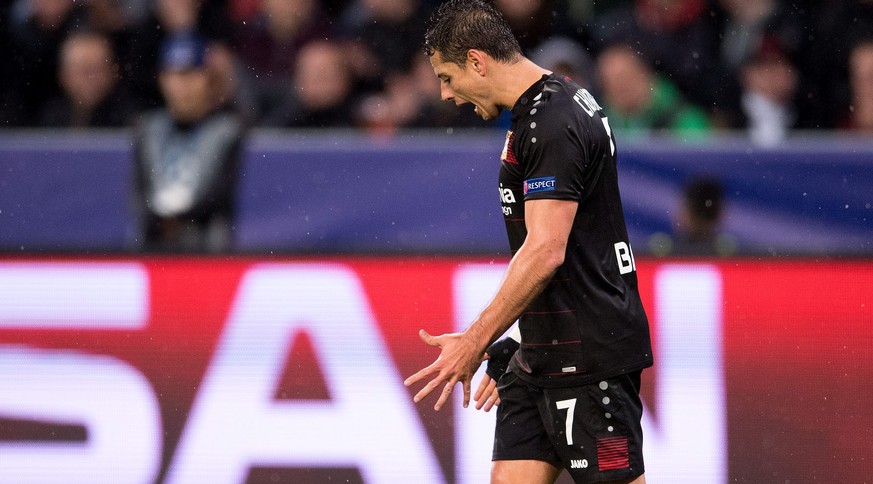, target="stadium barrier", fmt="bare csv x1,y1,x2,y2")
0,130,871,255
